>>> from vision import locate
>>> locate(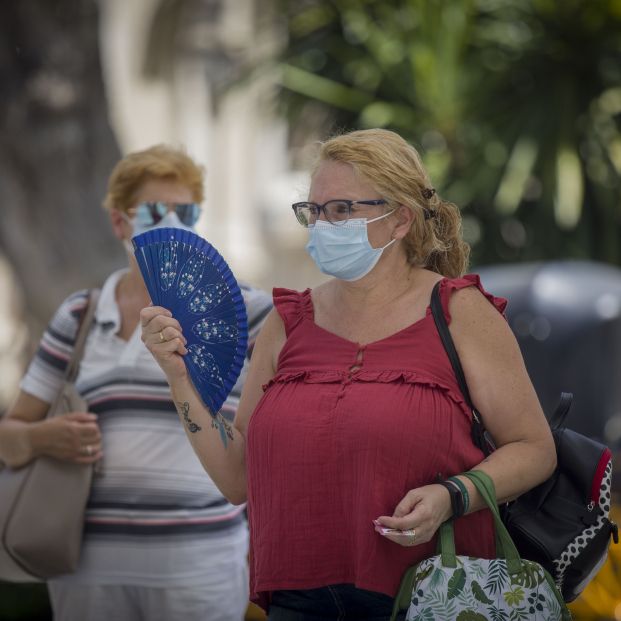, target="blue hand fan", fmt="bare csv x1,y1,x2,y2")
132,228,248,417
